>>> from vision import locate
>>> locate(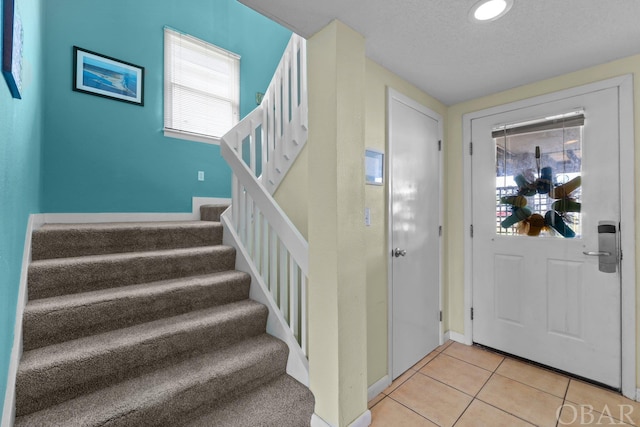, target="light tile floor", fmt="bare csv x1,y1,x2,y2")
369,341,640,426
